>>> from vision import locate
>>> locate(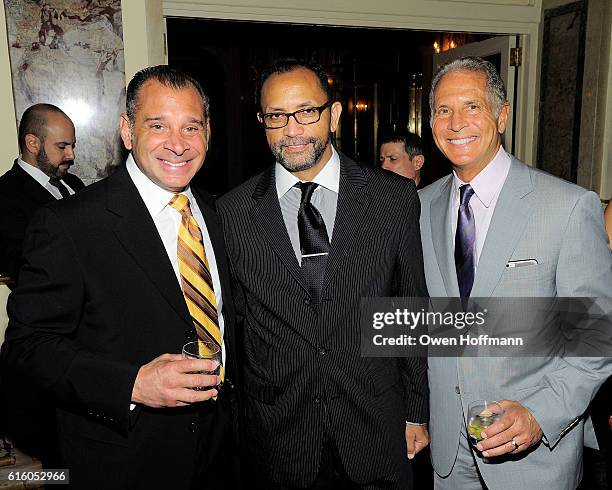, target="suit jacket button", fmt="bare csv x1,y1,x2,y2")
304,298,311,306
314,396,321,404
455,385,460,394
189,421,199,433
185,329,196,341
318,348,326,356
